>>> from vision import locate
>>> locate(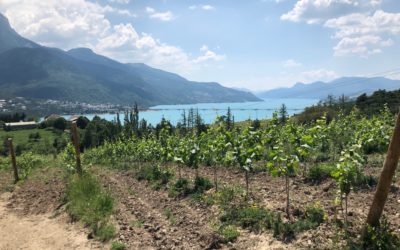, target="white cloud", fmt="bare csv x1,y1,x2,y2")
149,11,174,21
325,11,400,39
146,7,155,13
281,0,382,24
109,0,130,4
332,35,393,57
146,7,174,21
189,5,216,11
282,59,302,68
0,0,225,76
202,5,215,10
0,0,113,48
193,45,225,63
281,1,399,57
325,10,400,57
